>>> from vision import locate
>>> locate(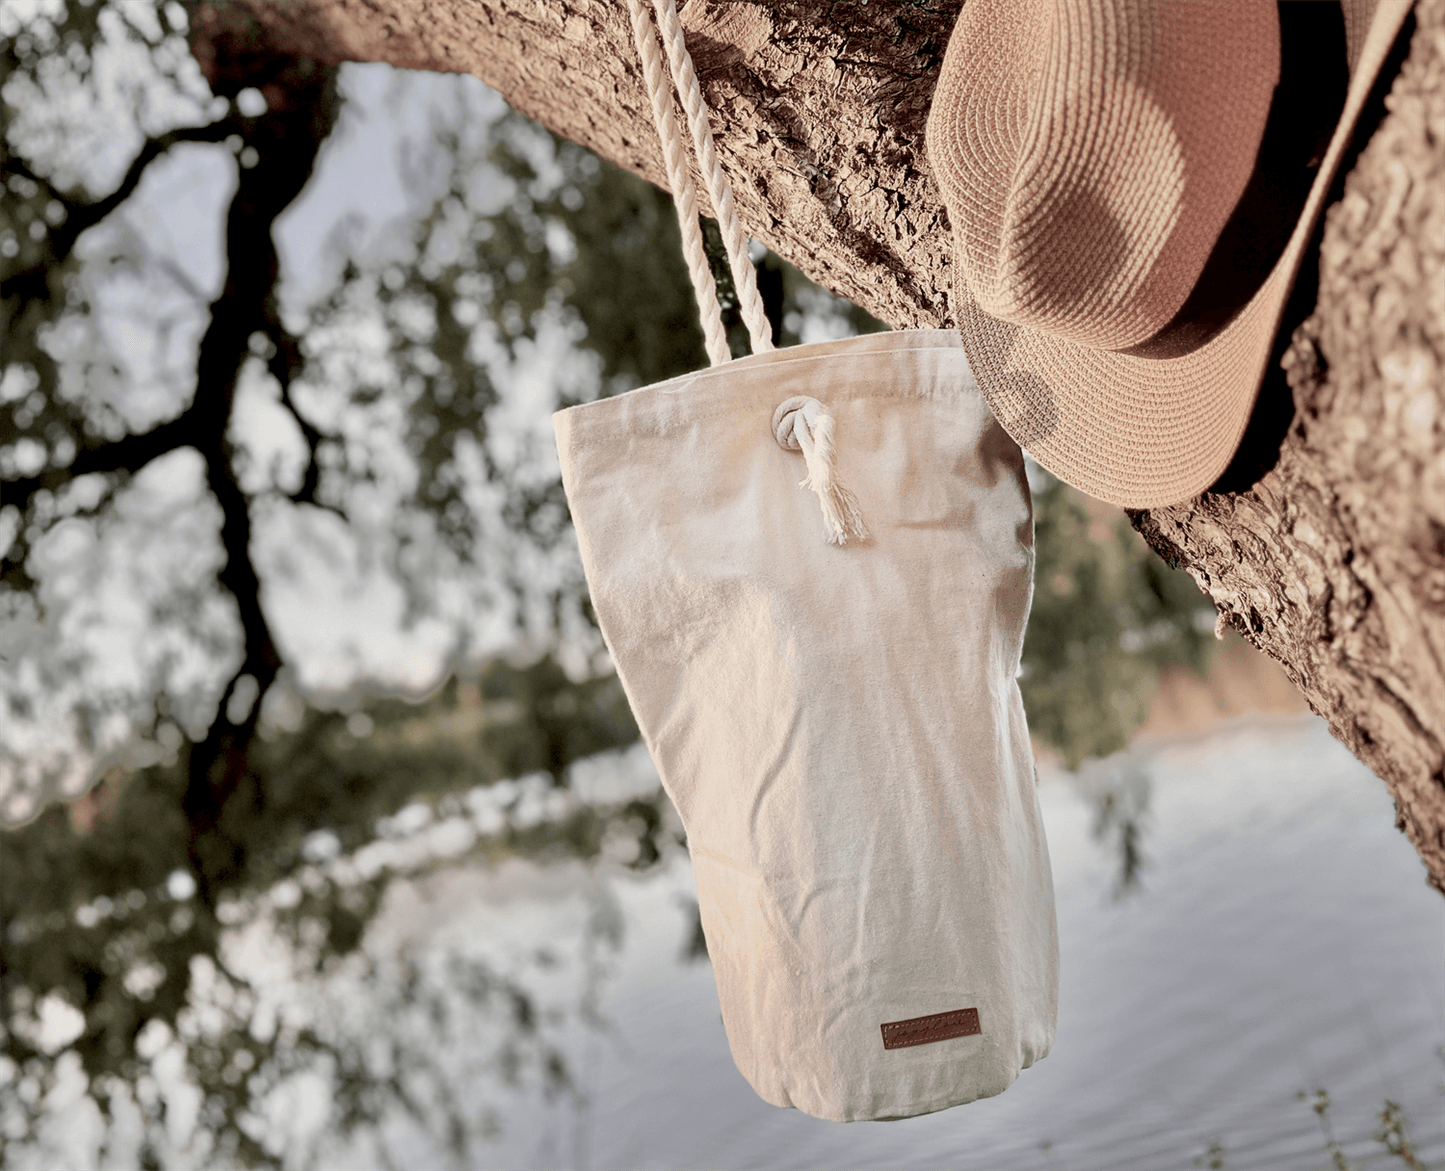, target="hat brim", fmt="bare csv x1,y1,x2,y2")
952,0,1413,509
